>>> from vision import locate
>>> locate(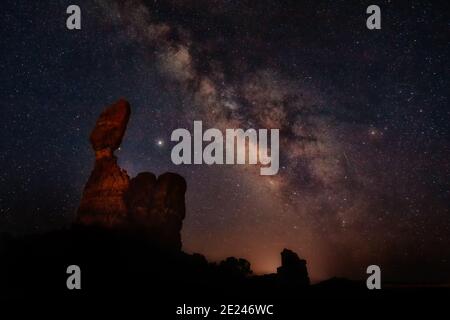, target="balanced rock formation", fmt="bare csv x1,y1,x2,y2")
77,99,131,227
277,248,310,287
77,99,187,250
